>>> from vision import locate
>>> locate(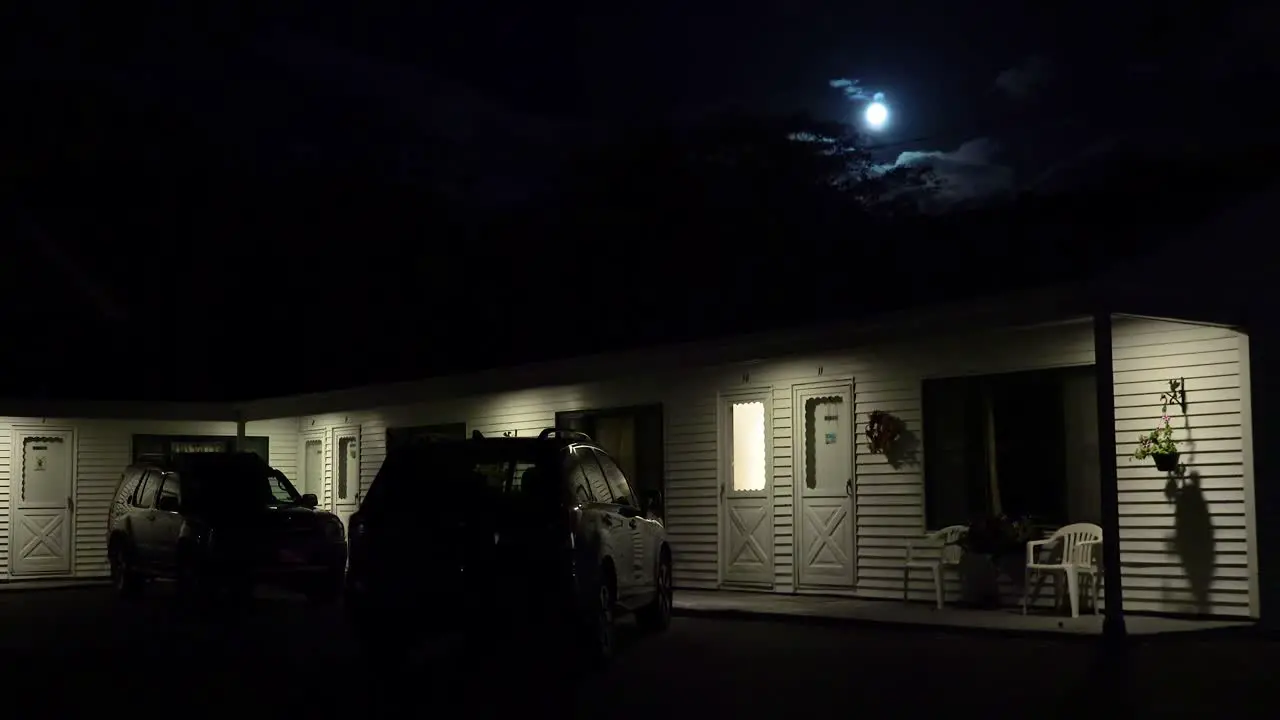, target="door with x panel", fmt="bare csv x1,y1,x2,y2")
794,382,855,589
721,392,773,586
10,429,75,576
